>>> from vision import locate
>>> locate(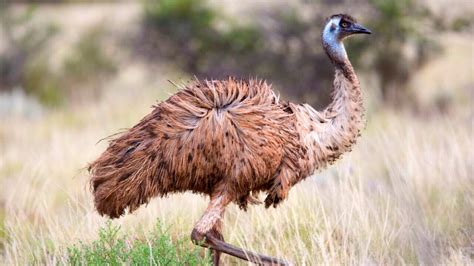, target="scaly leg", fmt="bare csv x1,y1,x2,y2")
191,193,291,265
208,210,224,265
